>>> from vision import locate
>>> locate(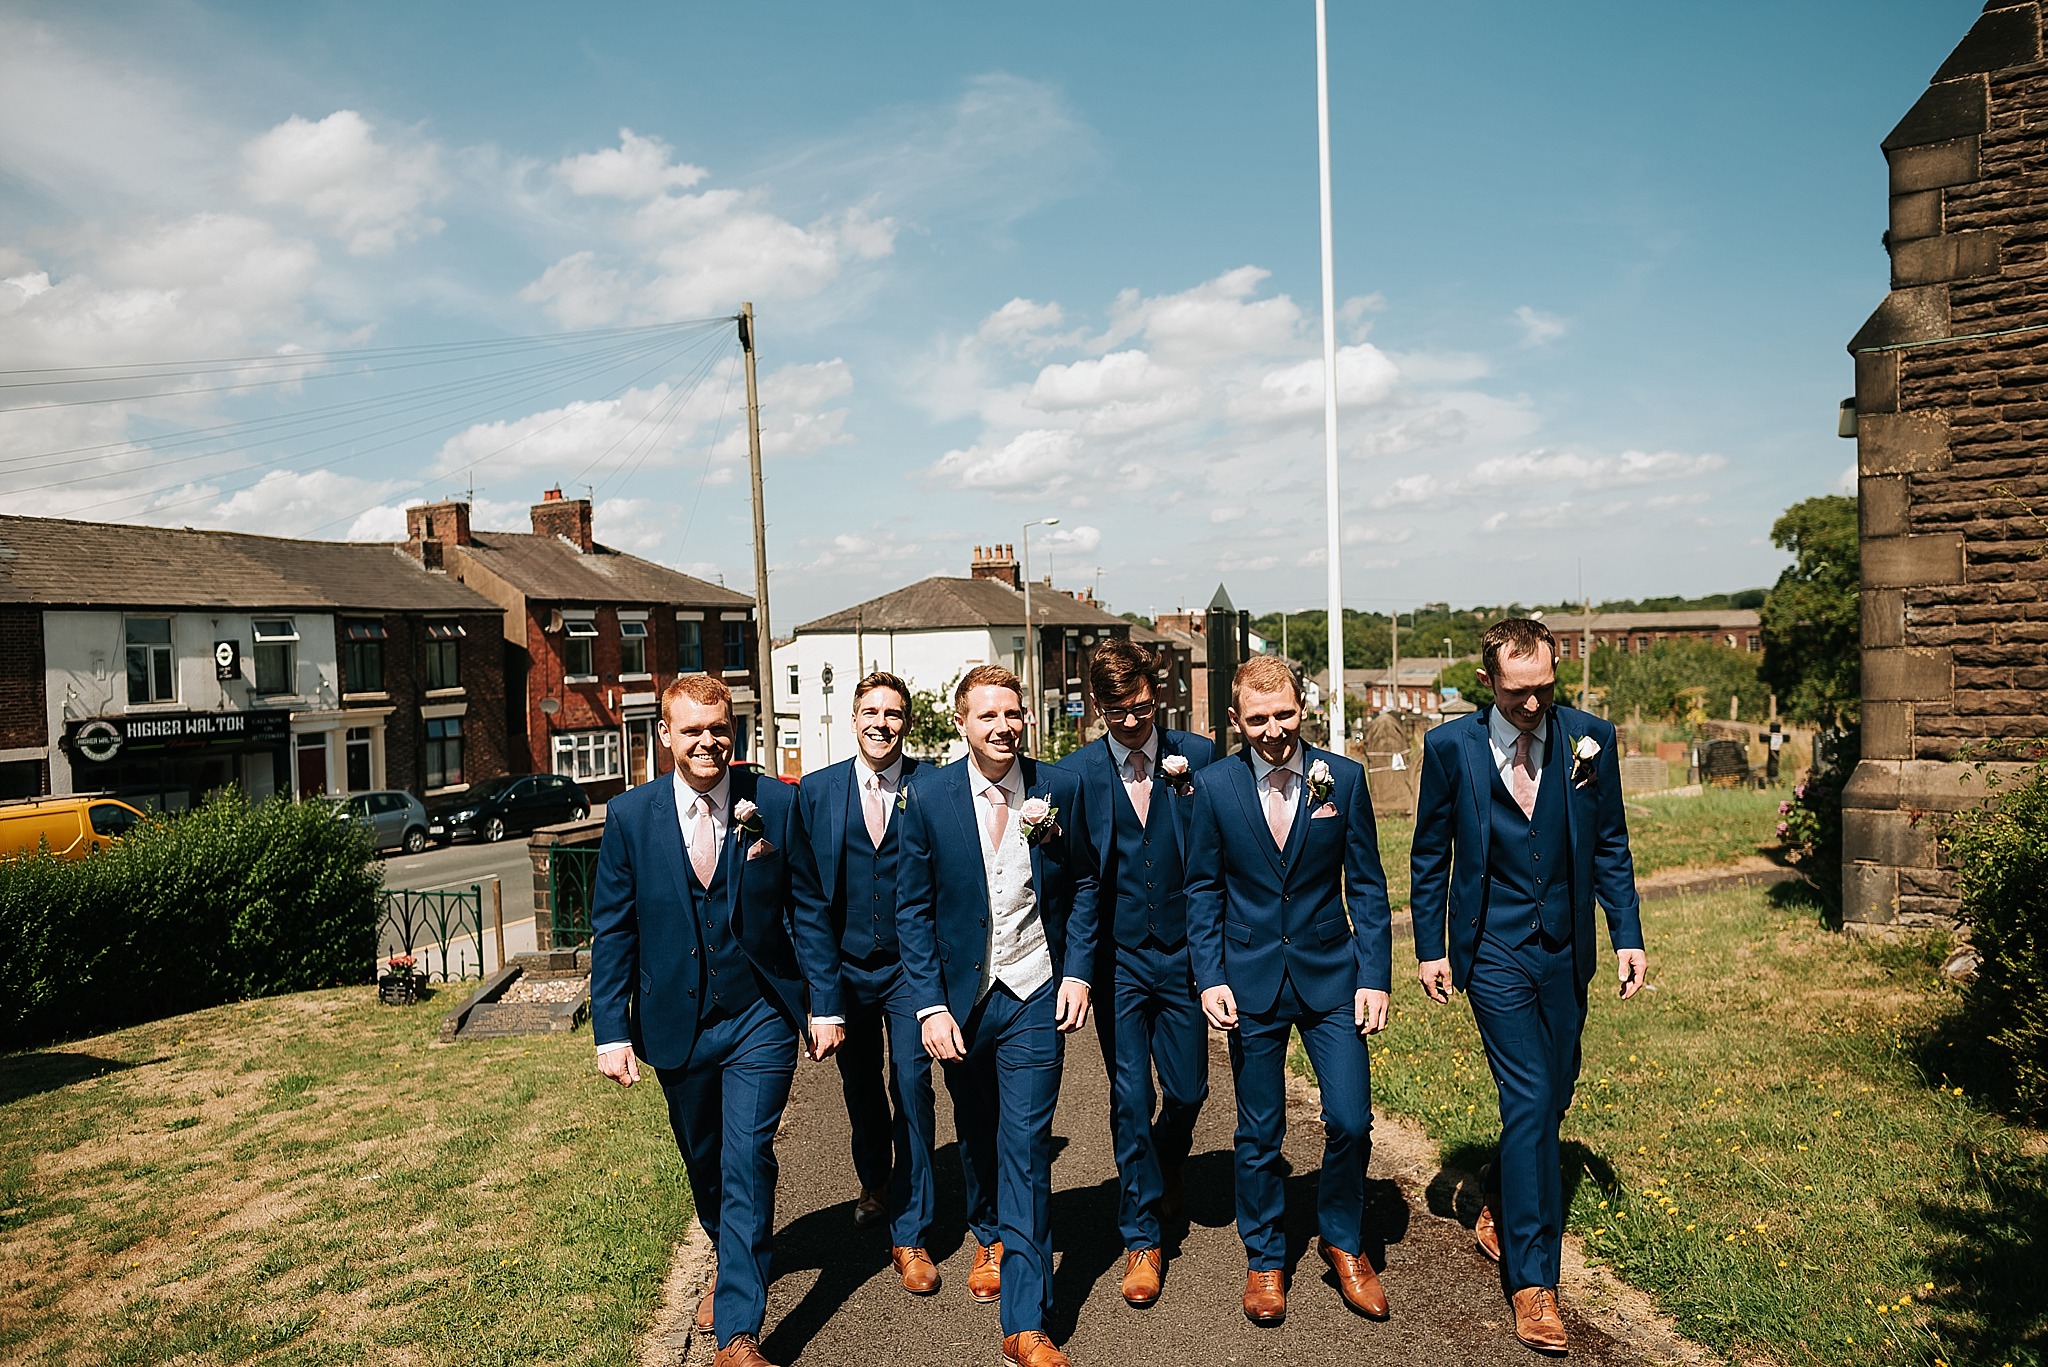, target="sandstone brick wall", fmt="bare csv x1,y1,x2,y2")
1845,2,2048,924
